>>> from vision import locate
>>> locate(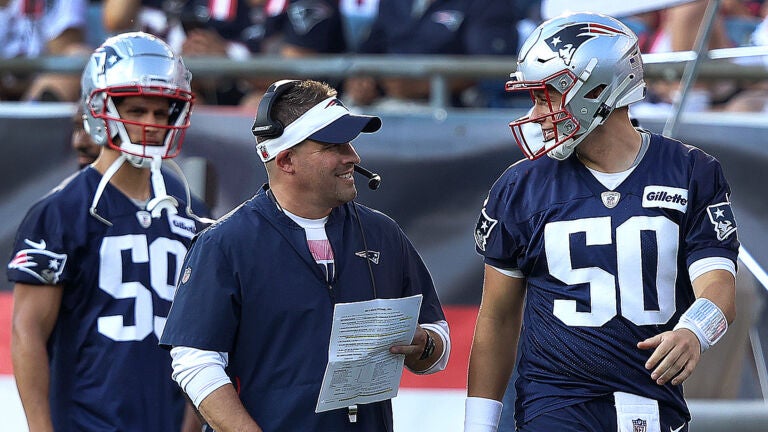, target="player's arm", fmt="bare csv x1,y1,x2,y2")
198,385,262,432
11,282,63,432
638,269,735,386
465,265,526,431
